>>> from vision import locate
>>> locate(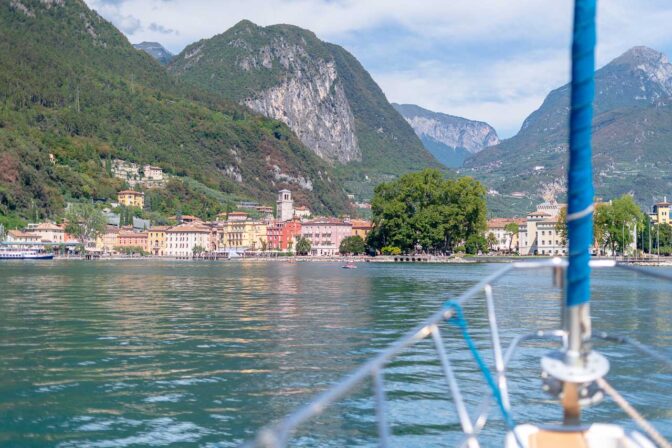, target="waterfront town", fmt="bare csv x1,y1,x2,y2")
2,178,670,259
